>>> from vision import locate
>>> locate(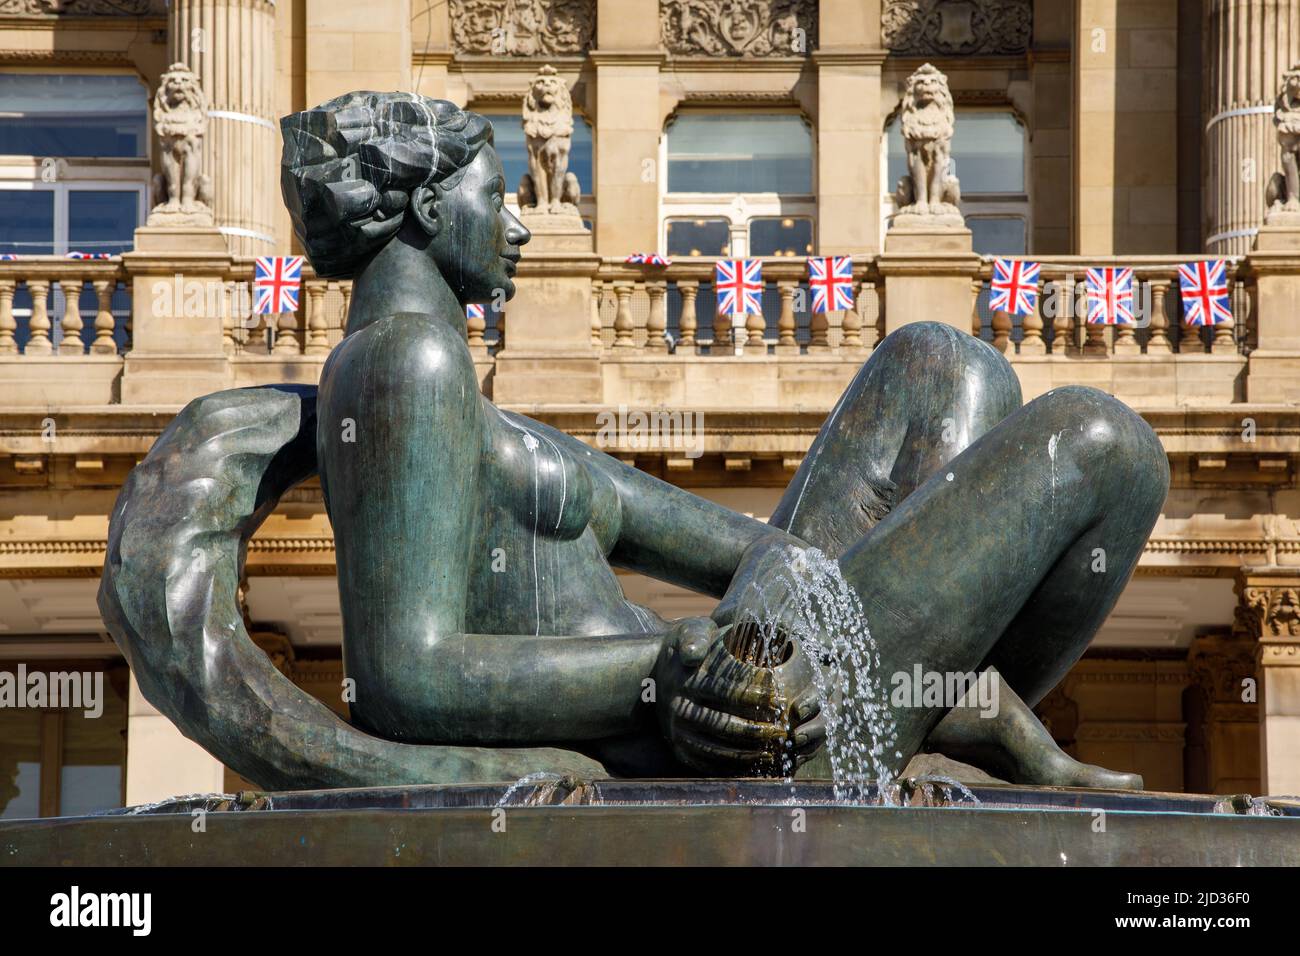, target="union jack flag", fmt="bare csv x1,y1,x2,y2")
66,251,112,260
254,255,305,315
807,255,854,313
1178,259,1232,327
466,303,485,320
0,254,18,261
1085,267,1135,325
626,253,672,266
989,257,1040,317
715,259,763,316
